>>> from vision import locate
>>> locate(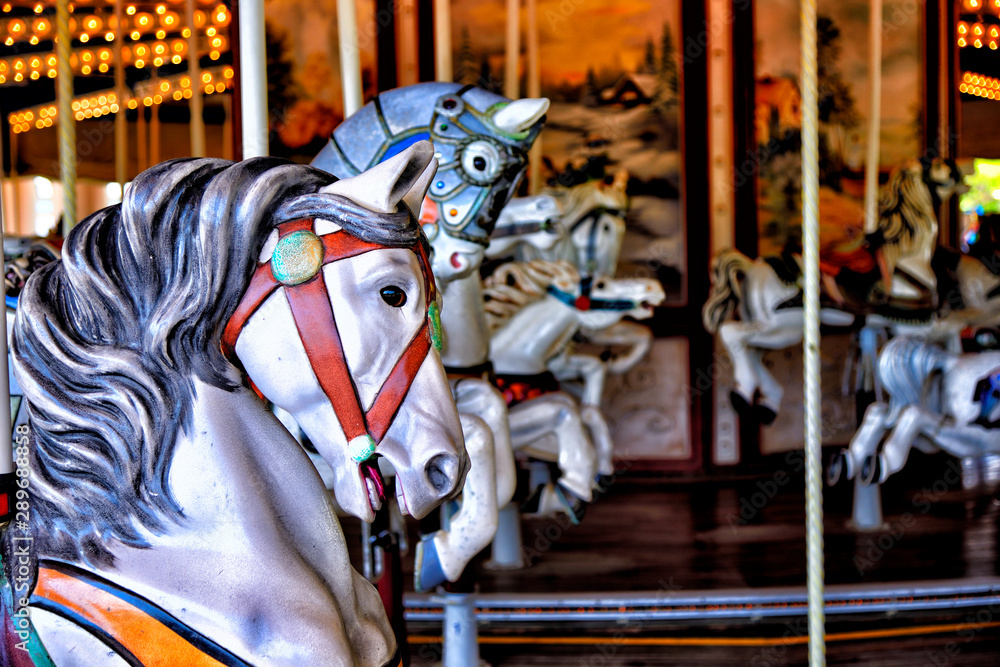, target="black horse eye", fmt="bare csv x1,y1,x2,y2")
596,281,606,289
473,156,487,171
380,286,407,307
